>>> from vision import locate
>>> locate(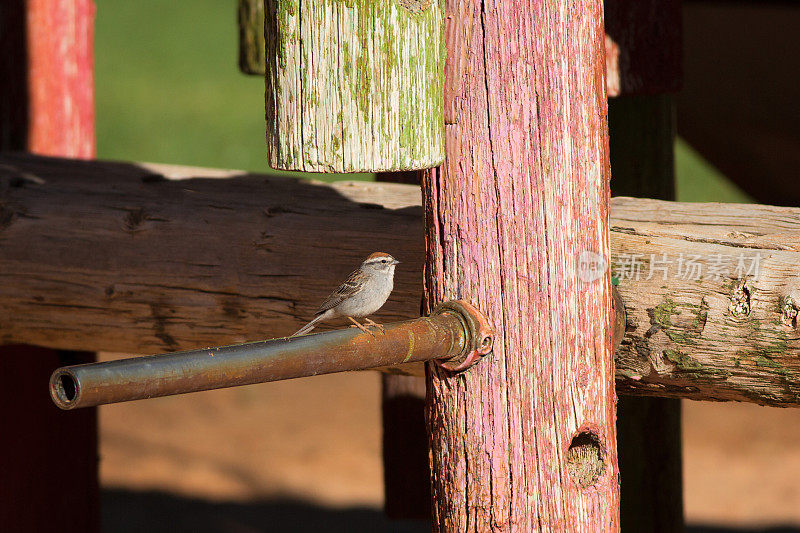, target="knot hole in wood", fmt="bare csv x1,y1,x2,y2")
398,0,434,14
728,279,751,318
780,294,800,329
566,431,605,488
